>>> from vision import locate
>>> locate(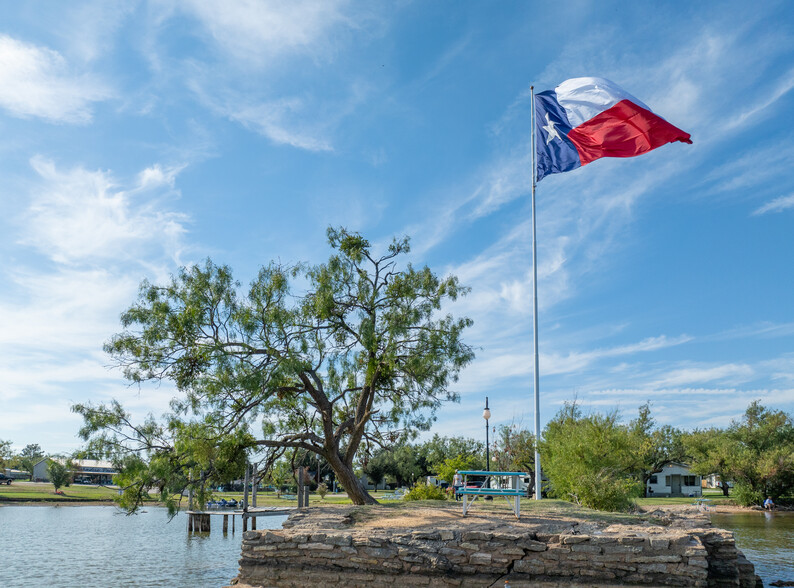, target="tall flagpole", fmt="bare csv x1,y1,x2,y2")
530,86,542,500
